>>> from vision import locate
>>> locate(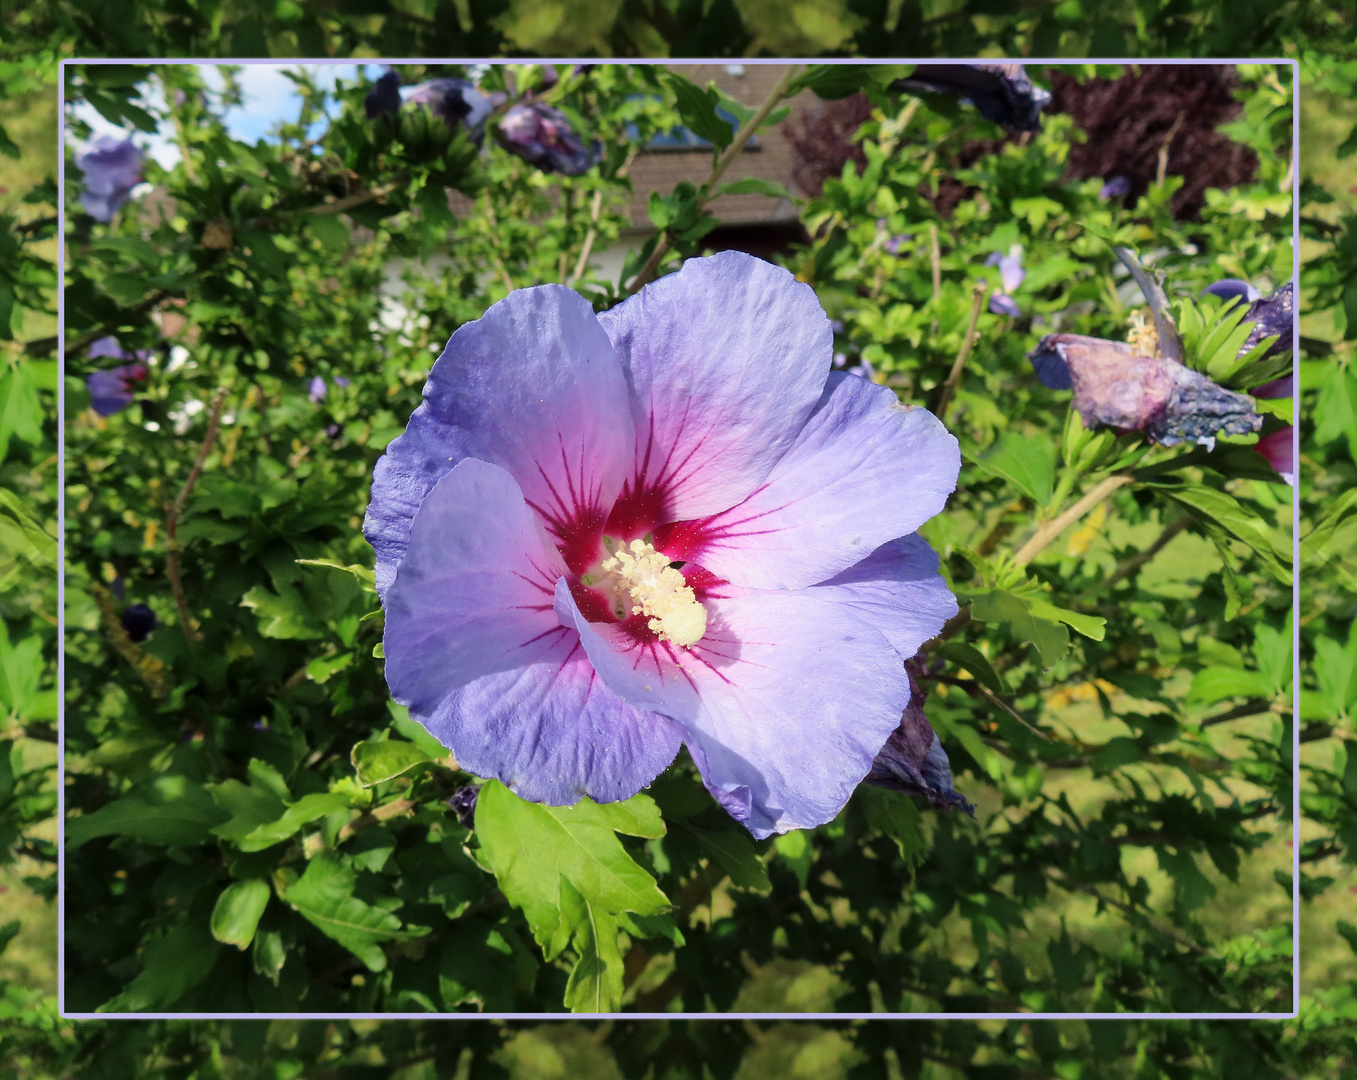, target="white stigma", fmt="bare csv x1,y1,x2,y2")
598,539,708,648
